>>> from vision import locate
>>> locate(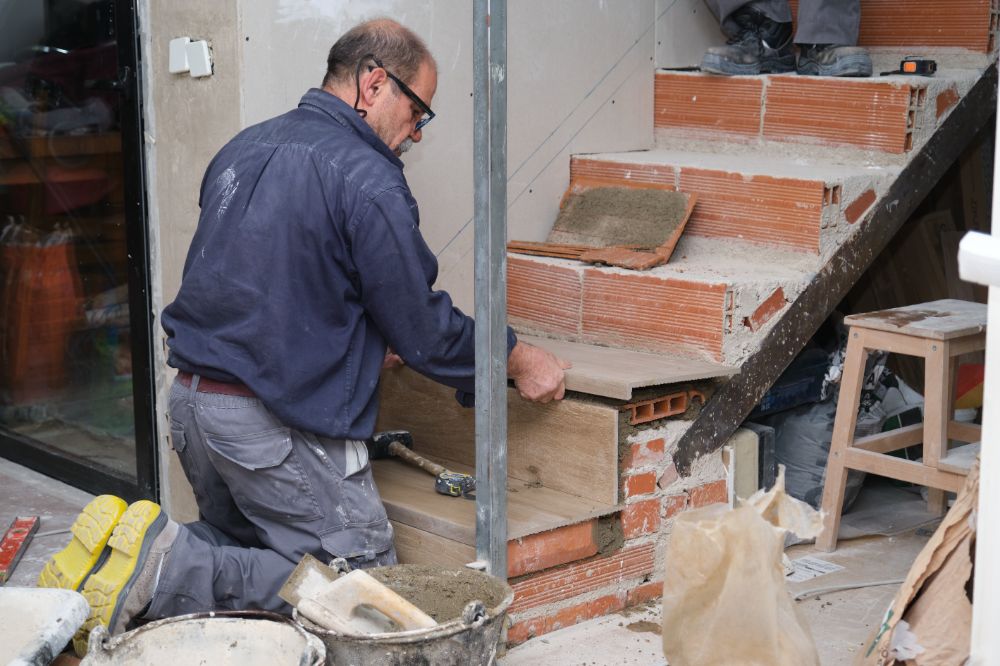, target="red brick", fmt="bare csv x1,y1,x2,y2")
507,257,582,336
624,471,657,498
845,189,877,224
763,78,912,153
507,618,541,646
570,157,677,191
549,591,628,632
744,287,787,332
657,463,679,490
627,580,664,606
937,87,961,119
623,438,666,471
689,479,728,508
581,269,728,361
511,544,655,613
508,520,598,578
663,493,688,519
621,499,661,538
655,73,763,136
680,168,824,253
